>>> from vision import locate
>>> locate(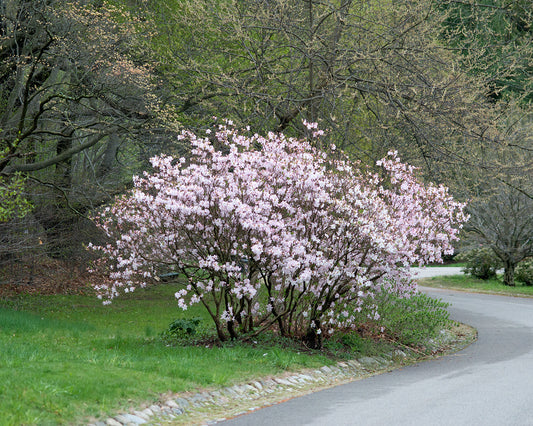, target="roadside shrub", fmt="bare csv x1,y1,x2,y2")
515,258,533,286
457,247,501,280
90,122,467,348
